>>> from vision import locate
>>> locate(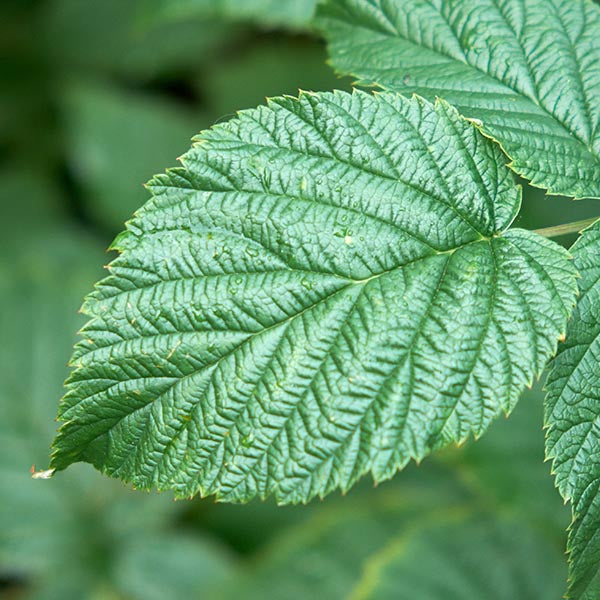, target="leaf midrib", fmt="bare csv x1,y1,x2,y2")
68,237,491,477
